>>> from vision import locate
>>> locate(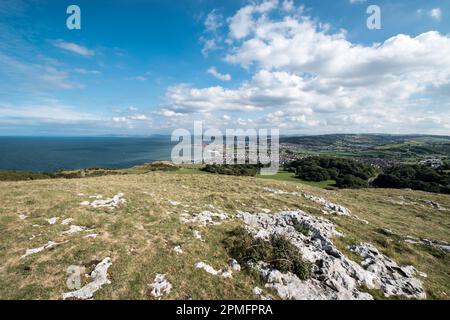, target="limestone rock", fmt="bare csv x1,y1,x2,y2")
63,257,112,300
149,274,172,299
